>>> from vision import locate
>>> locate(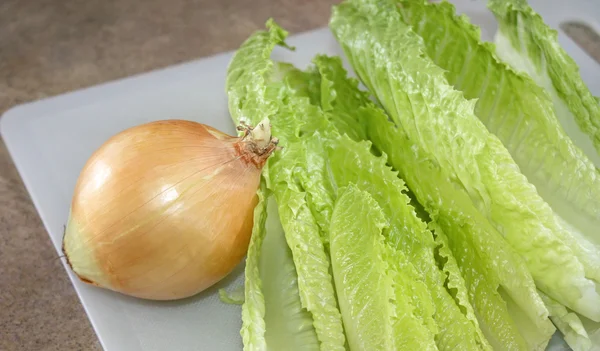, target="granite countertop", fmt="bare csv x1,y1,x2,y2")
0,0,336,349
